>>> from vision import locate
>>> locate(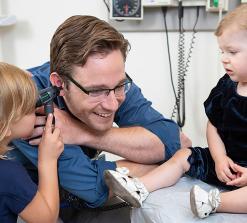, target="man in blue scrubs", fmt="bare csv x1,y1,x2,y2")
11,15,188,212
